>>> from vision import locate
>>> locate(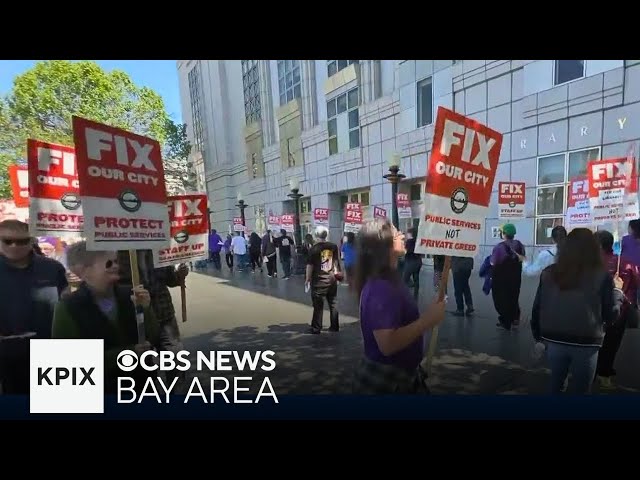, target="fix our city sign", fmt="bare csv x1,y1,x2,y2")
313,207,329,225
8,164,29,208
153,193,209,268
415,106,502,258
27,140,83,237
566,176,591,229
497,181,525,219
72,116,170,250
587,157,639,225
